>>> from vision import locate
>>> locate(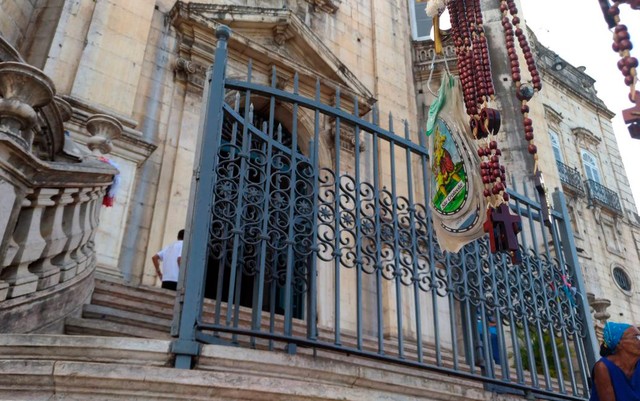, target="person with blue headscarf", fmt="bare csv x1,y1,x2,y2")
590,321,640,400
